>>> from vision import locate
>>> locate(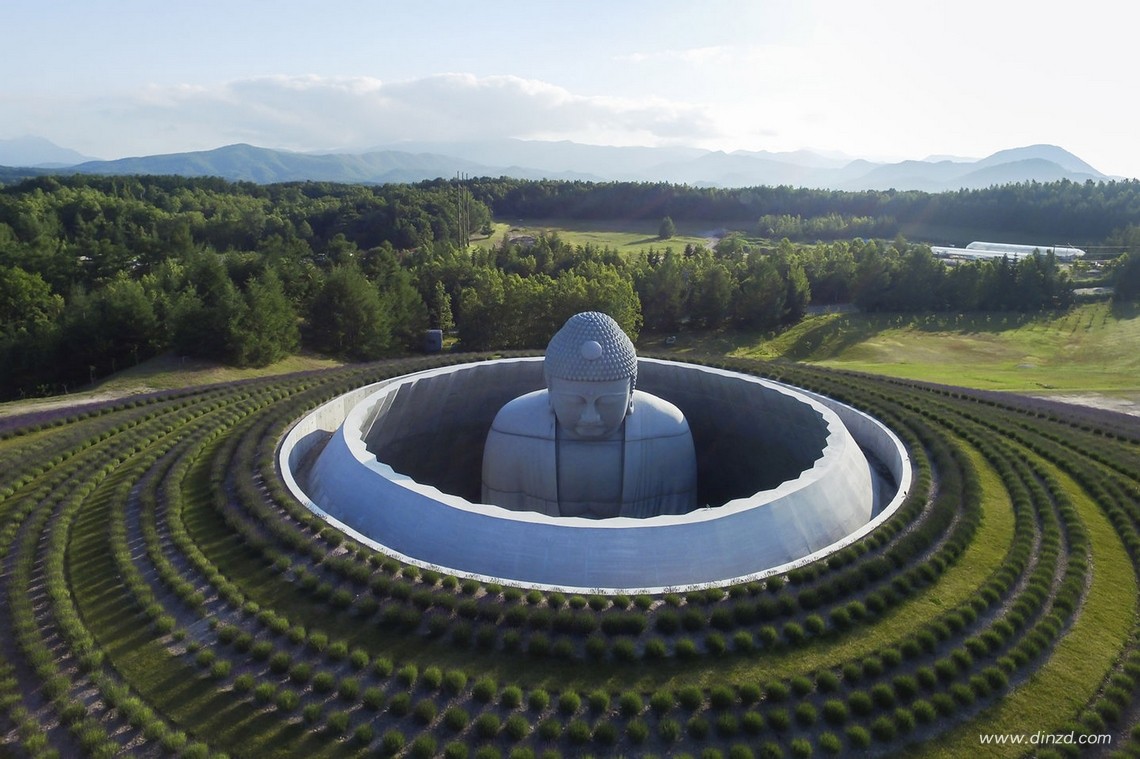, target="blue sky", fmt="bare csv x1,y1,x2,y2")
3,0,1139,177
